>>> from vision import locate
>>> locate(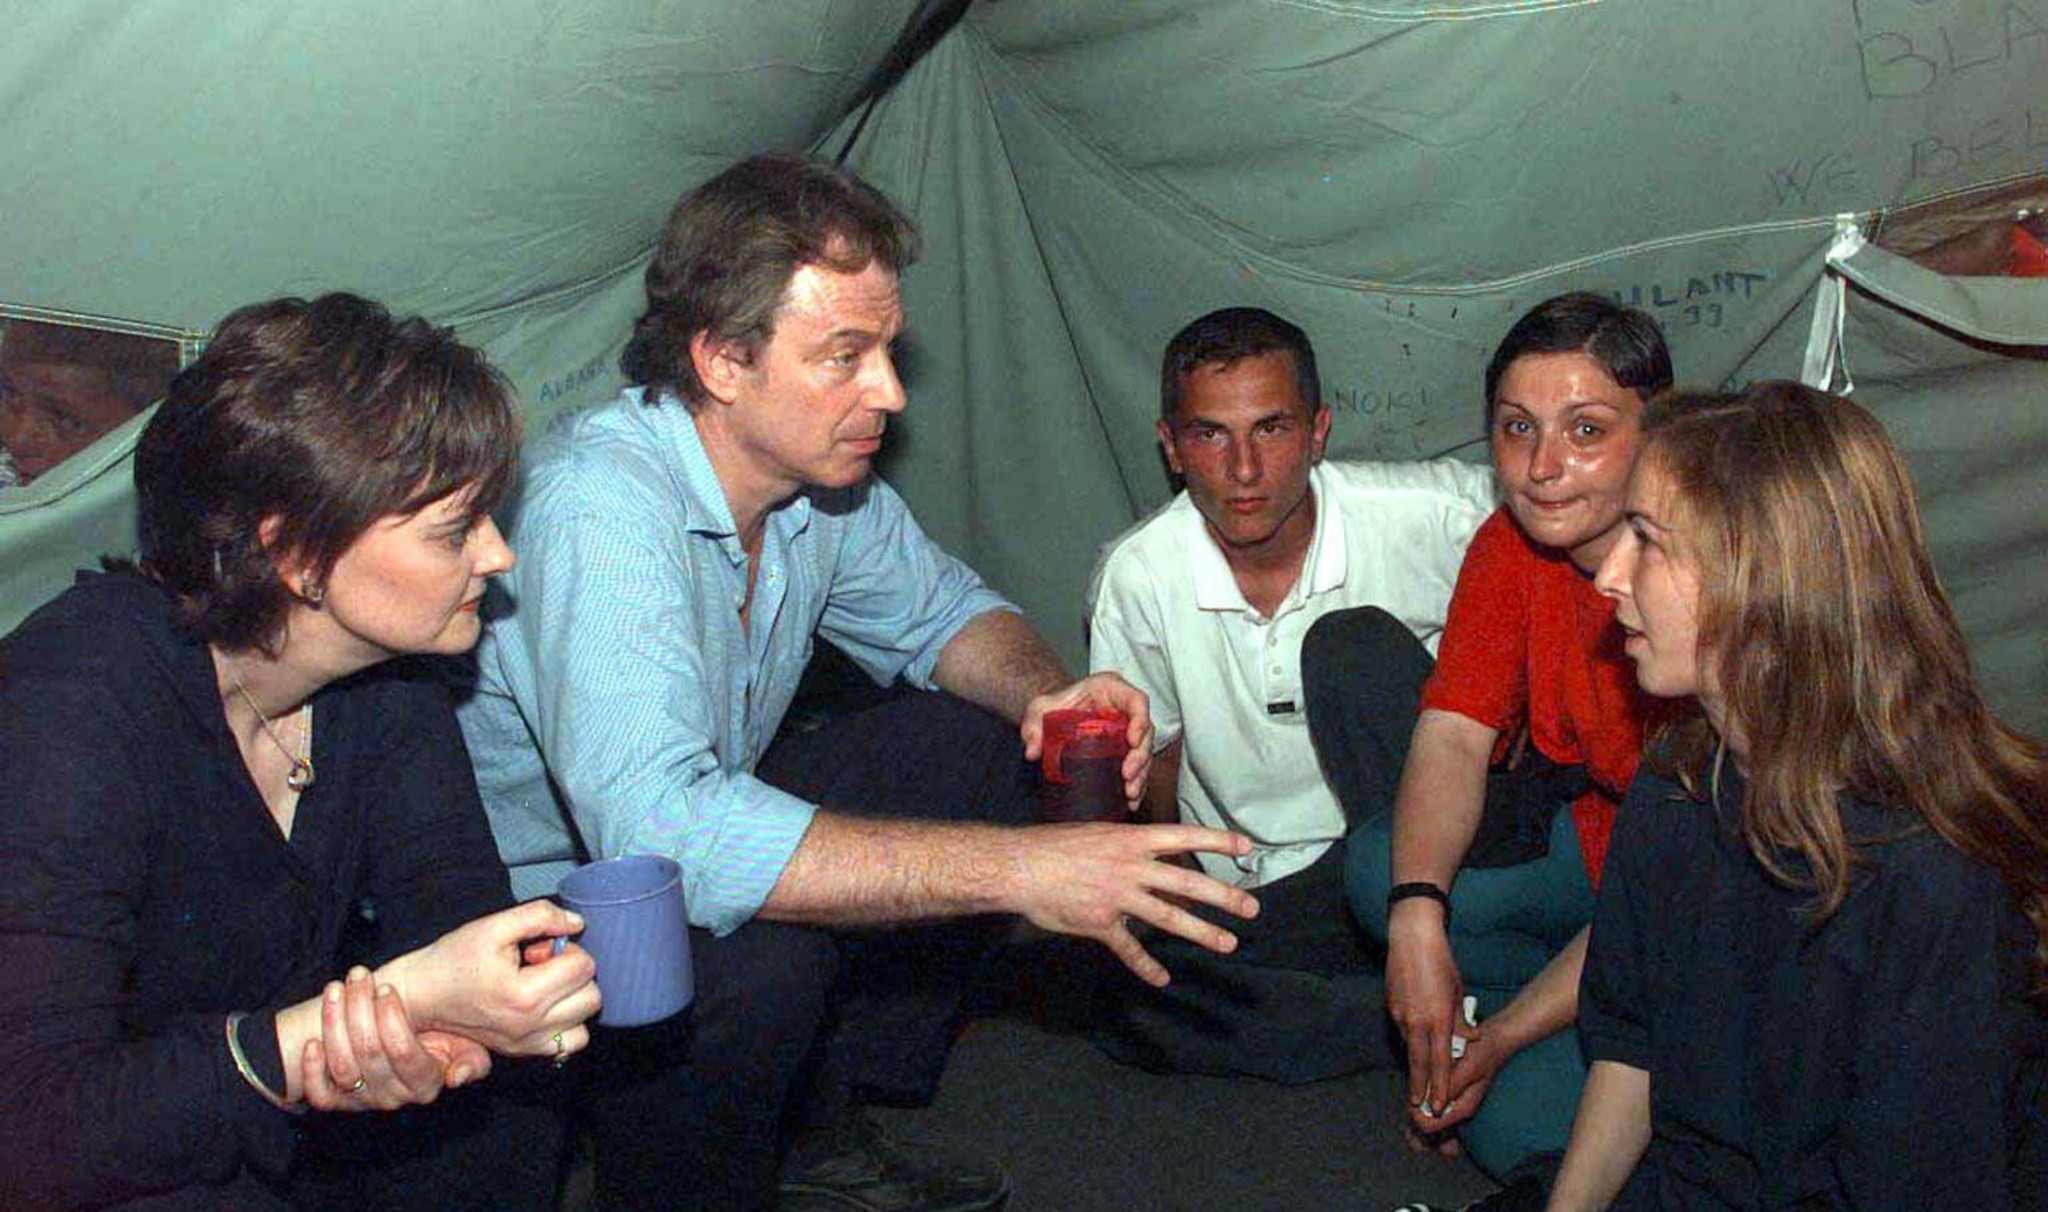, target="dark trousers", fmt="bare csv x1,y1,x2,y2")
289,1063,567,1211
1299,604,1437,827
1070,607,1433,1085
571,689,1036,1212
1080,838,1391,1084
